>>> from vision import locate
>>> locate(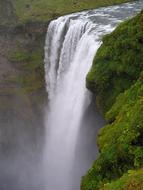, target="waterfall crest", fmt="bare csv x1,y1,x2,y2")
44,1,143,190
